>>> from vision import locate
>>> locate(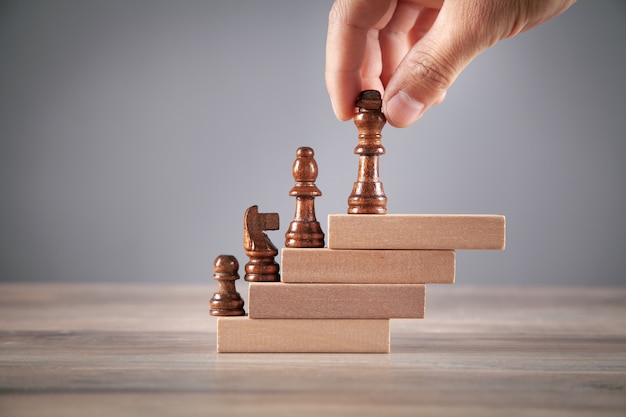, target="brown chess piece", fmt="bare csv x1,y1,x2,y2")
285,147,325,248
347,90,387,214
243,205,280,282
209,254,245,316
